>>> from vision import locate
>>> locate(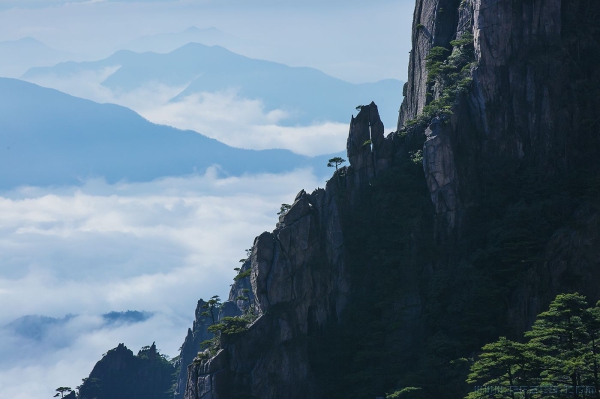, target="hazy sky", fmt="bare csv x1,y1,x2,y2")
0,1,415,397
0,0,414,83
